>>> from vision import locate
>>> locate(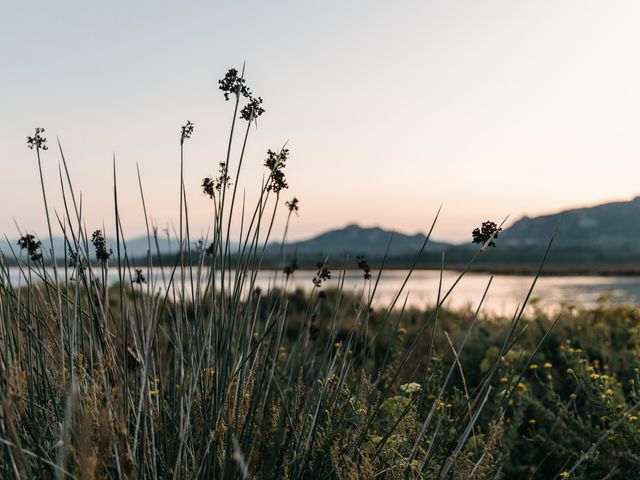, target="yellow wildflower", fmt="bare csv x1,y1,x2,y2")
544,362,552,369
530,364,538,370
